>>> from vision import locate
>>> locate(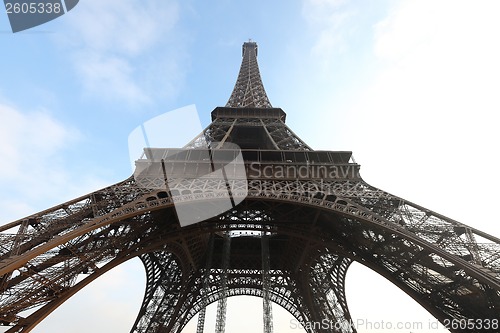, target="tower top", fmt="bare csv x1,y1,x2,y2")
226,41,272,108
